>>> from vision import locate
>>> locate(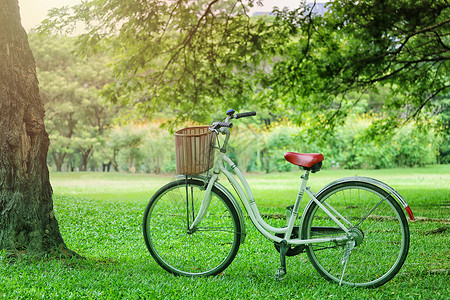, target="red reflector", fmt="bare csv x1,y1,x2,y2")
405,206,414,221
